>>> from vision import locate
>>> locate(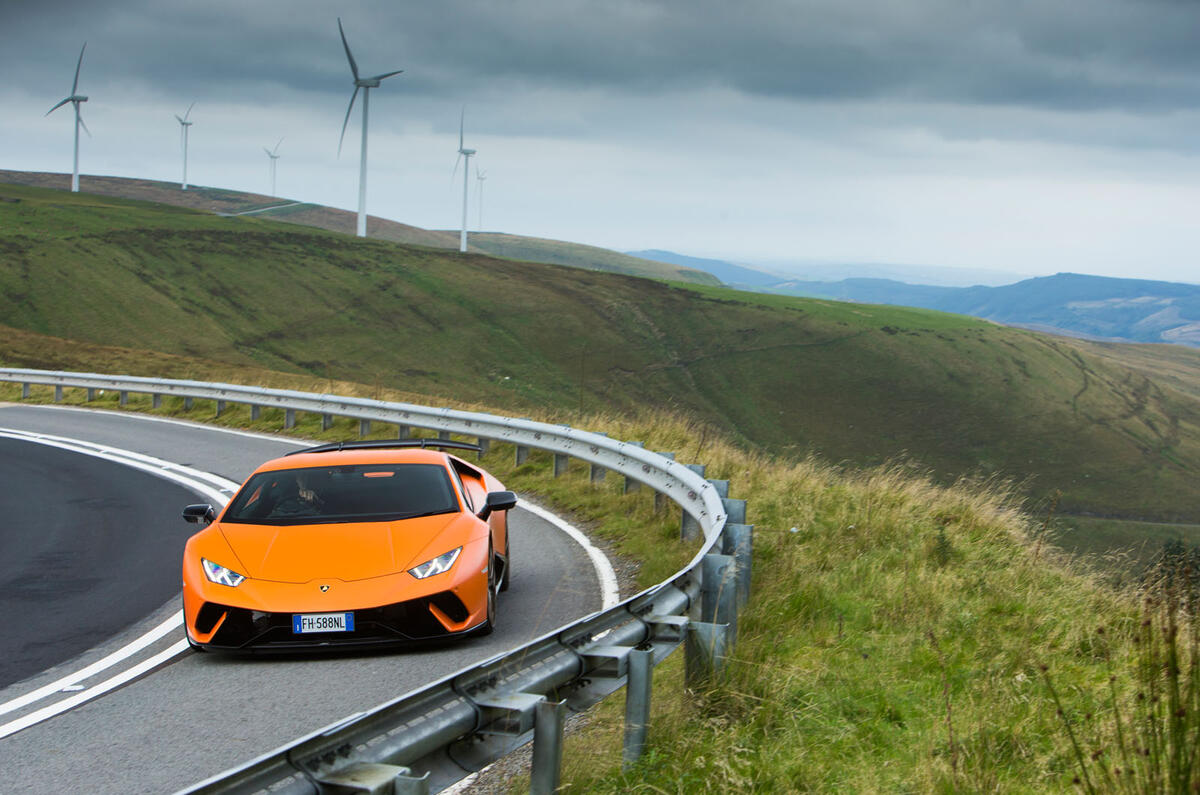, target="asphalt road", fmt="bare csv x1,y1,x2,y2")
0,404,605,793
0,437,197,689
